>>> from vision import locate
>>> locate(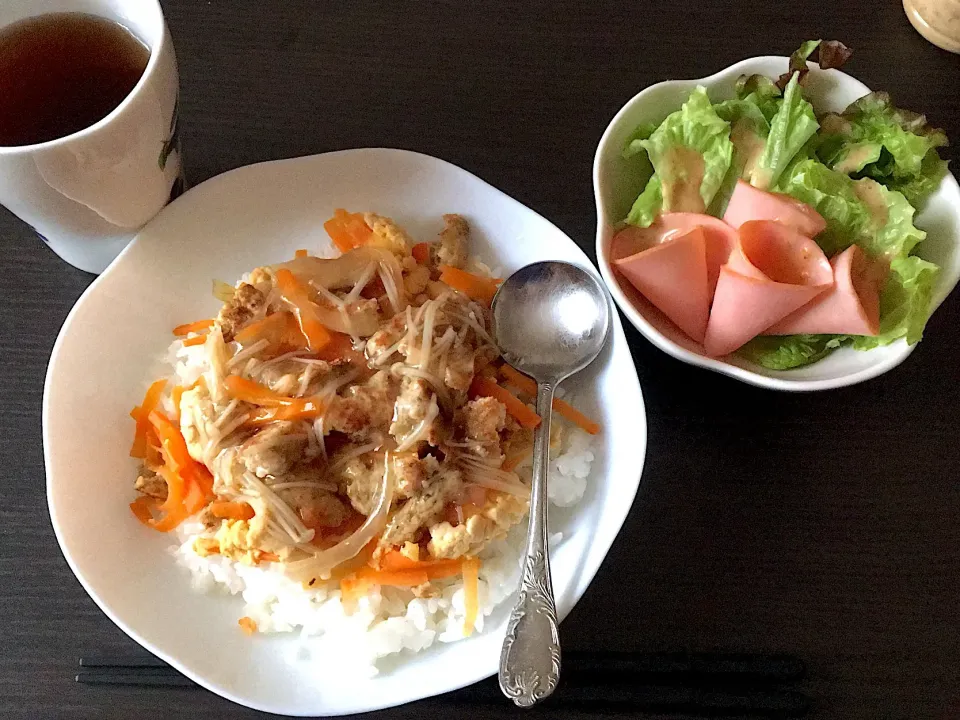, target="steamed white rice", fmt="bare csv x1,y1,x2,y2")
163,331,596,674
